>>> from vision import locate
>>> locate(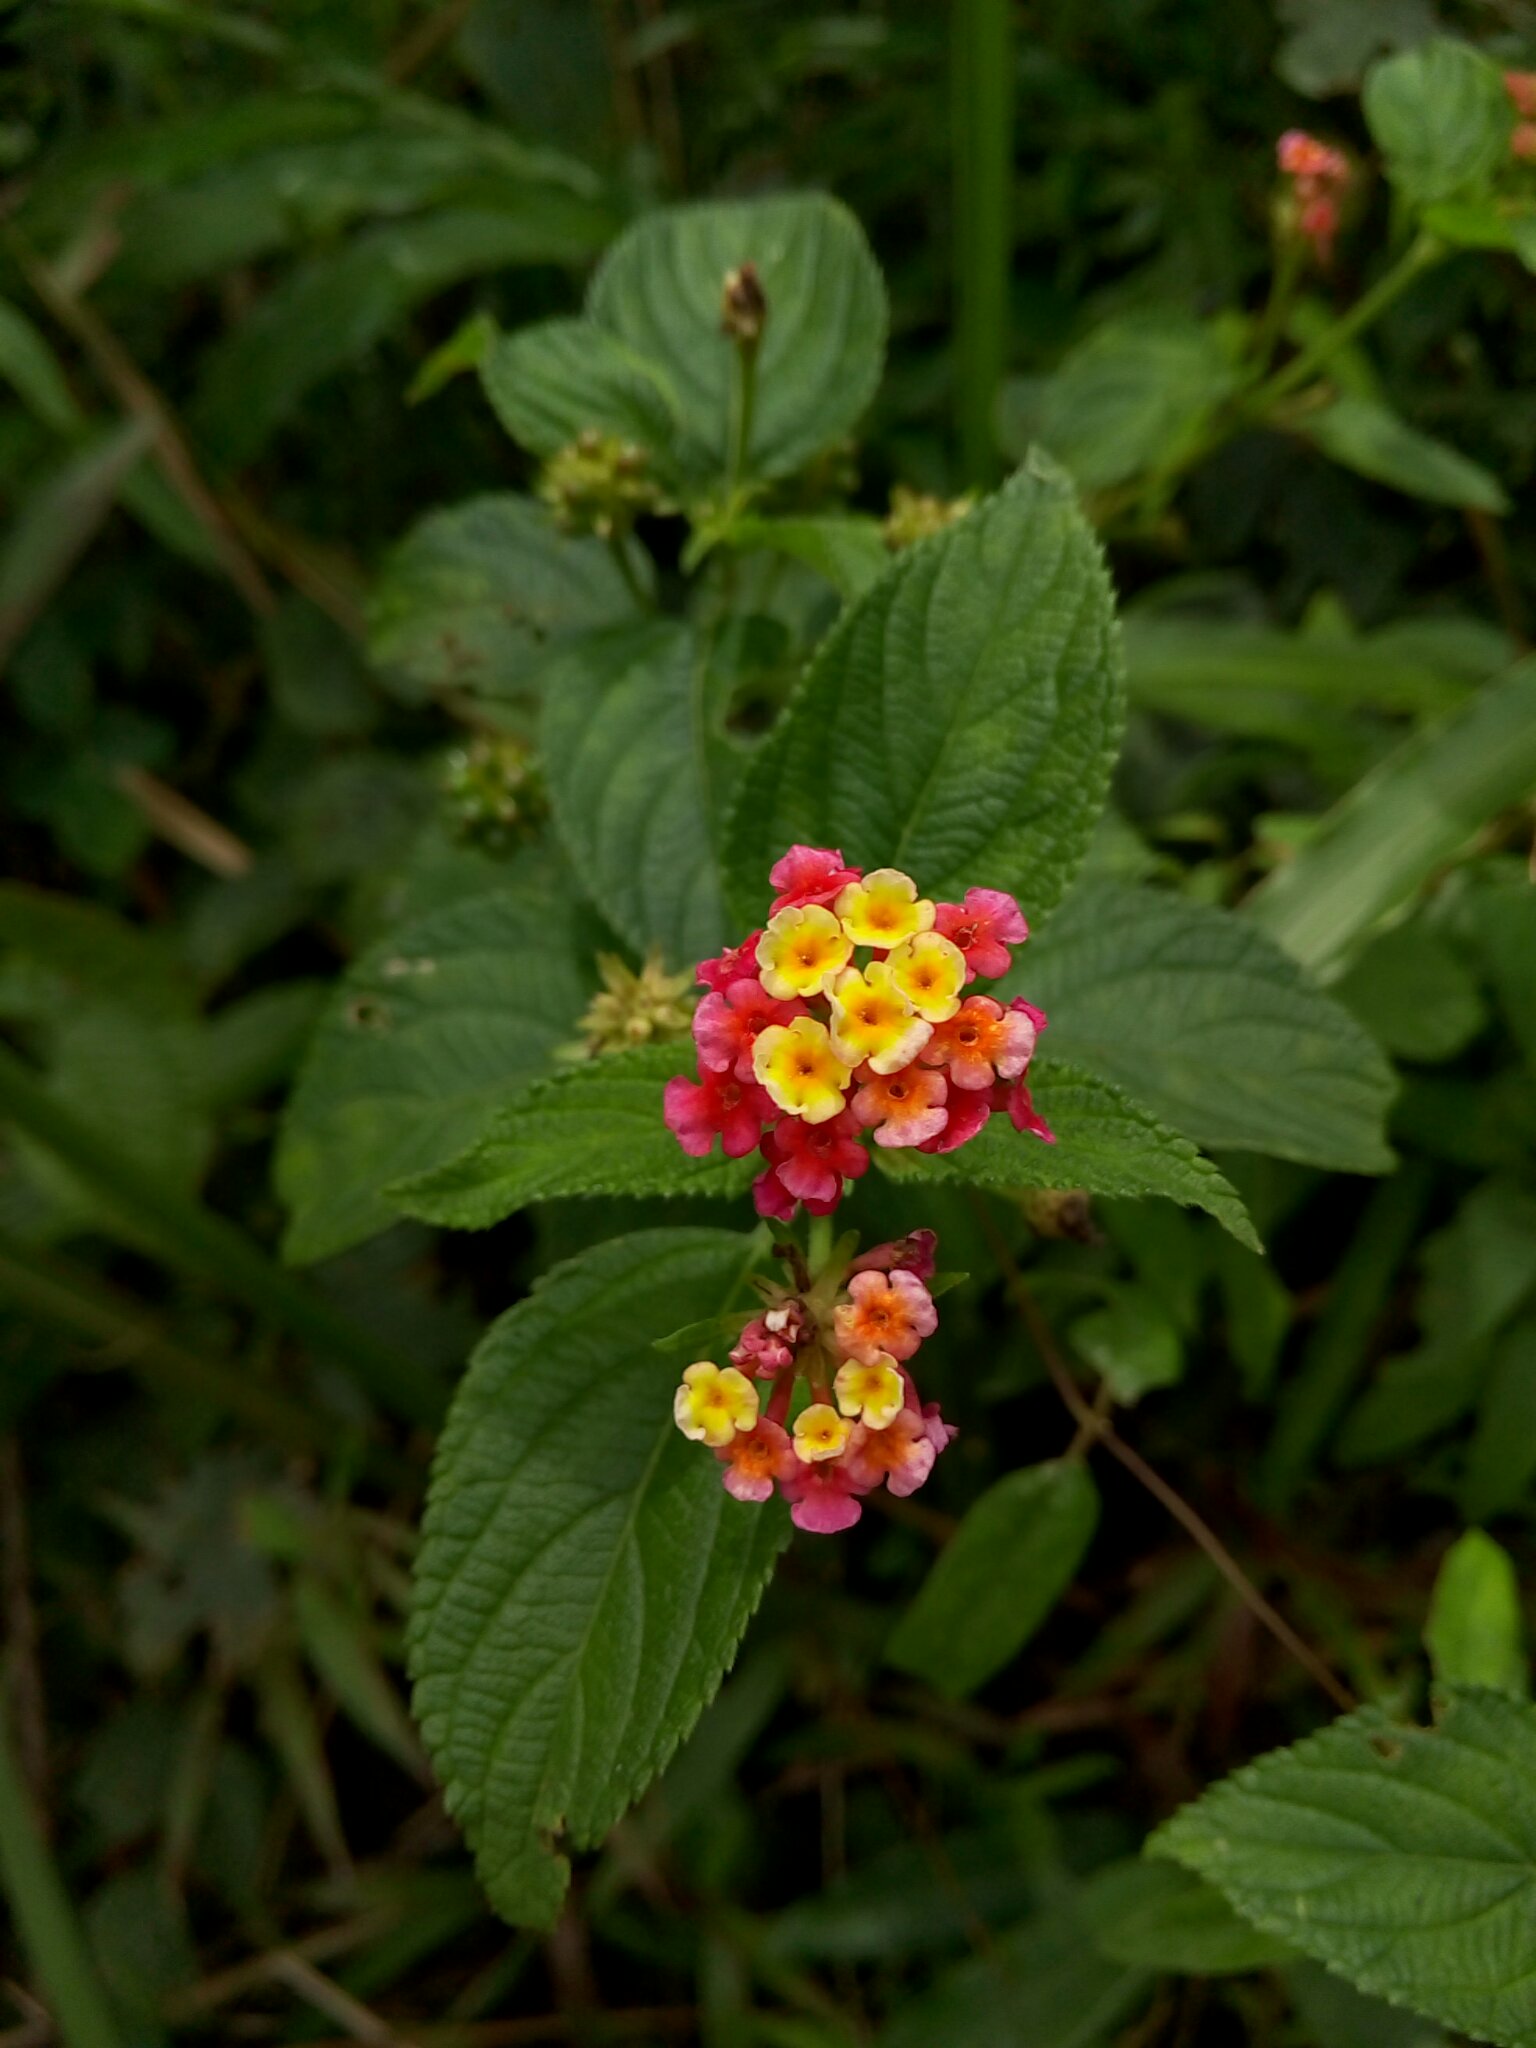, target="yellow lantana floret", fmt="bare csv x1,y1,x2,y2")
833,1354,904,1430
753,1015,852,1124
756,904,853,999
835,867,935,949
674,1361,759,1447
886,931,967,1023
828,962,932,1075
793,1402,852,1463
